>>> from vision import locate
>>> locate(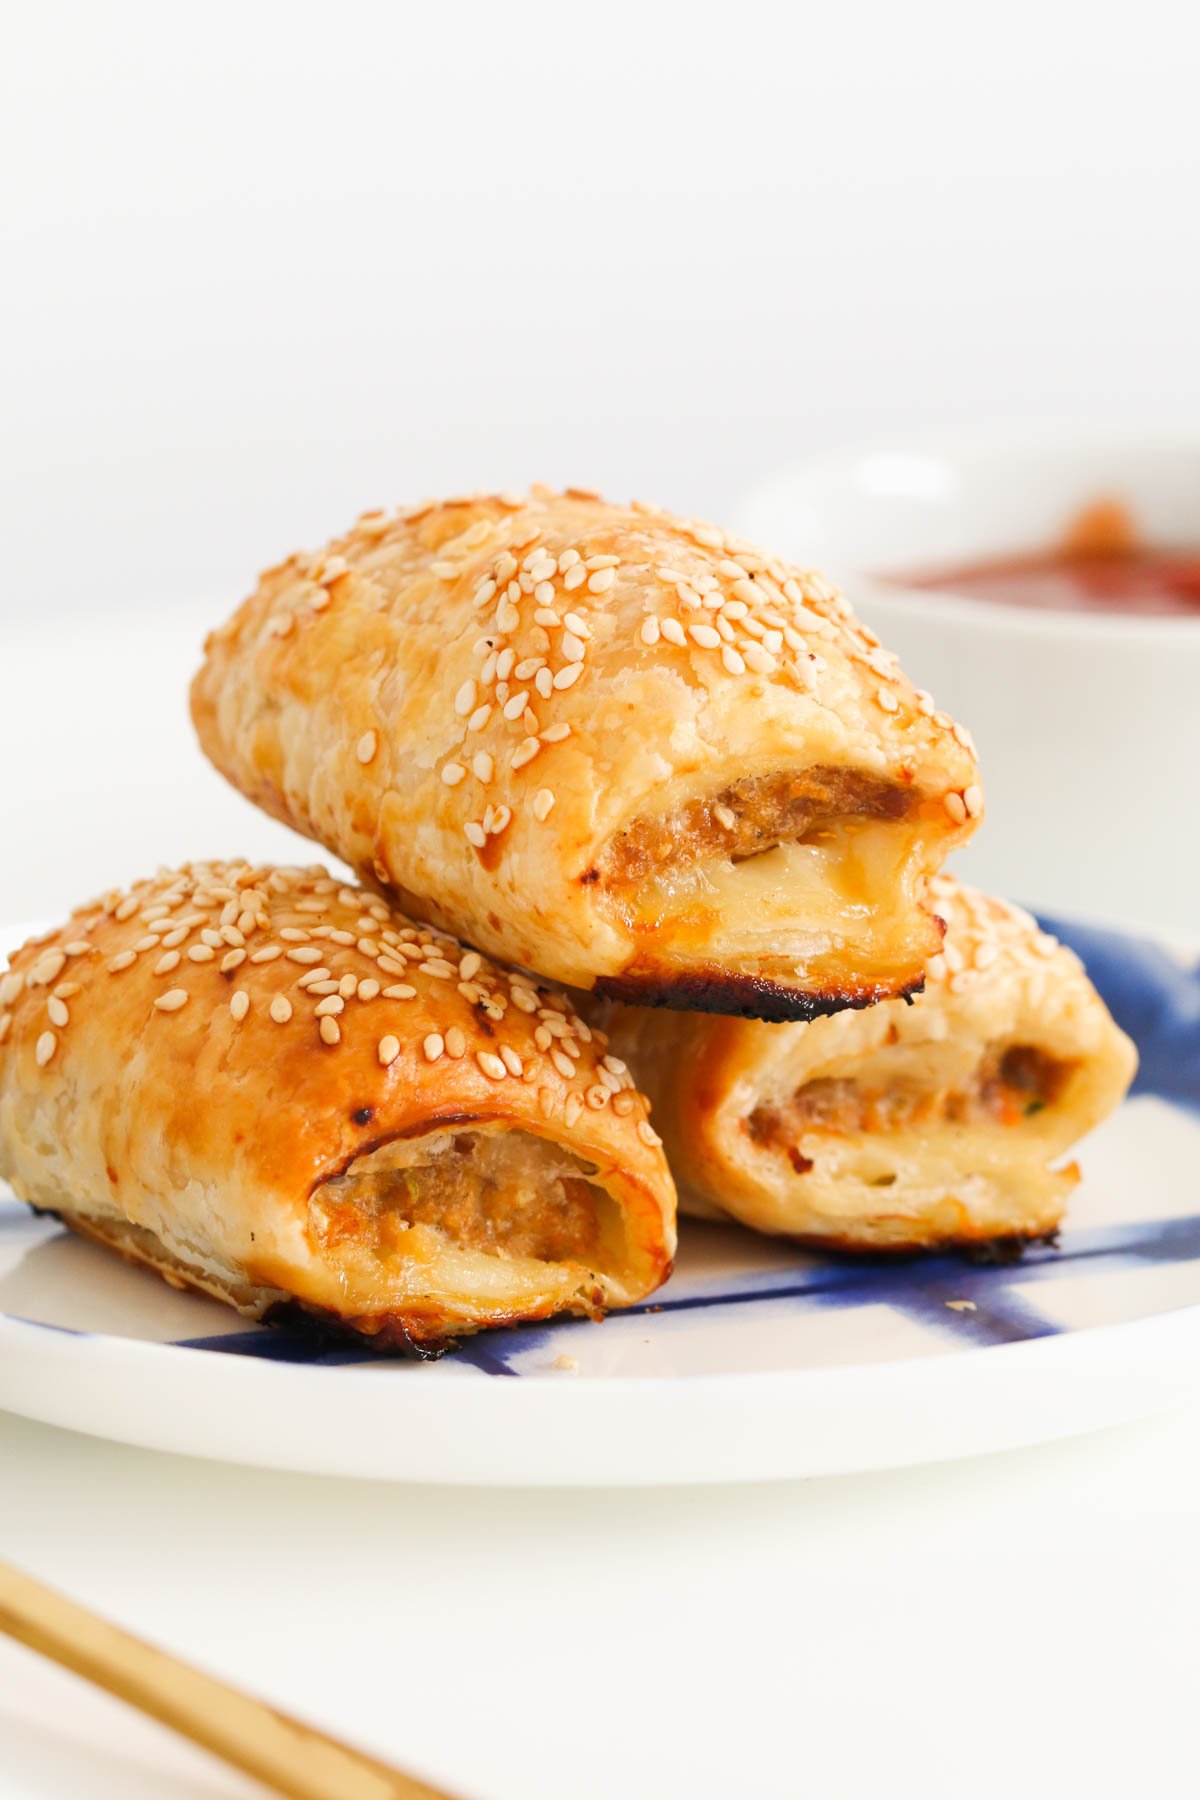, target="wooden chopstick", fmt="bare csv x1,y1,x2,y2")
0,1560,458,1800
